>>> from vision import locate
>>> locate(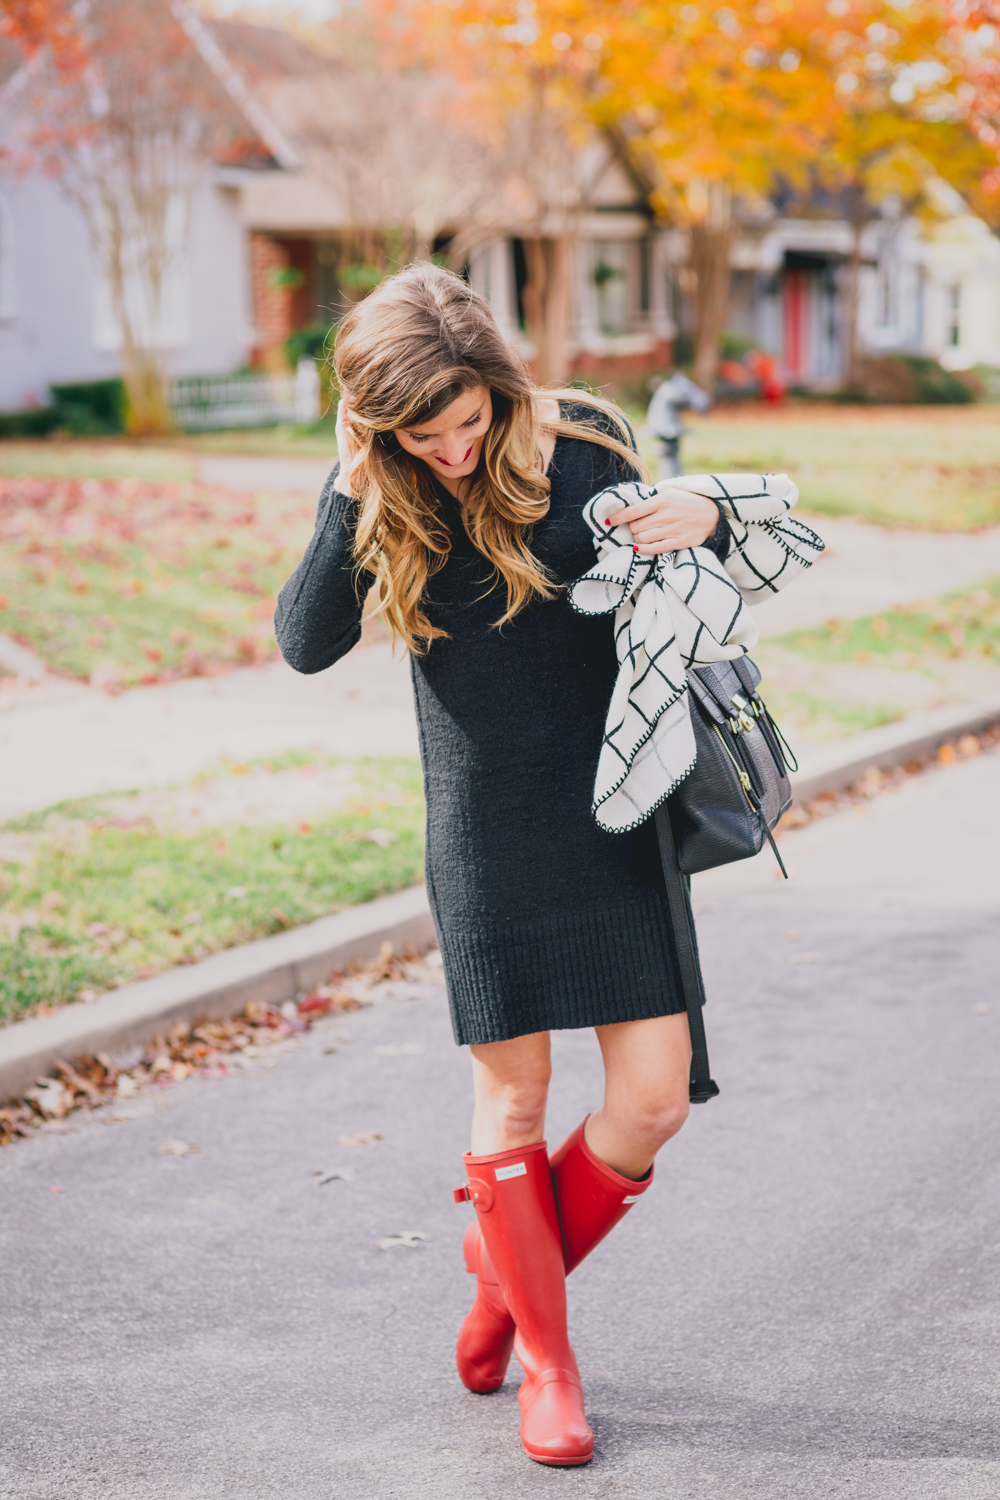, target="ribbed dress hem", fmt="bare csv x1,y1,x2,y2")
432,895,696,1046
